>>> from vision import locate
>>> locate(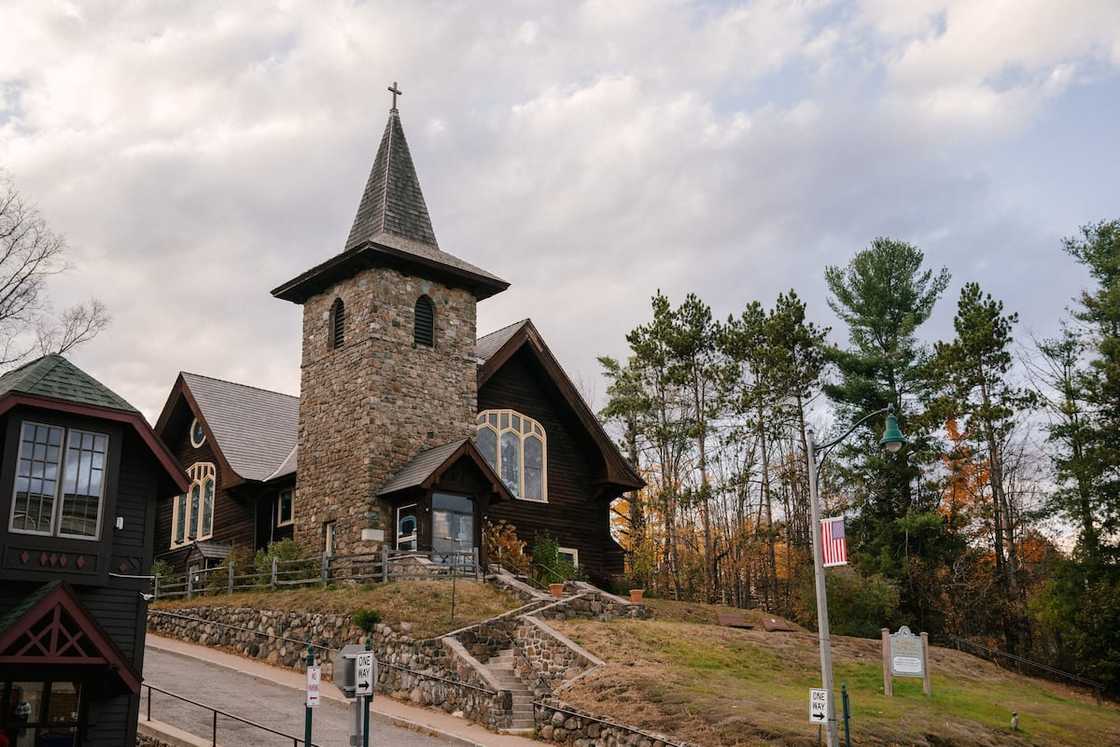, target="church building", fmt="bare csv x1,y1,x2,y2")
153,90,642,586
